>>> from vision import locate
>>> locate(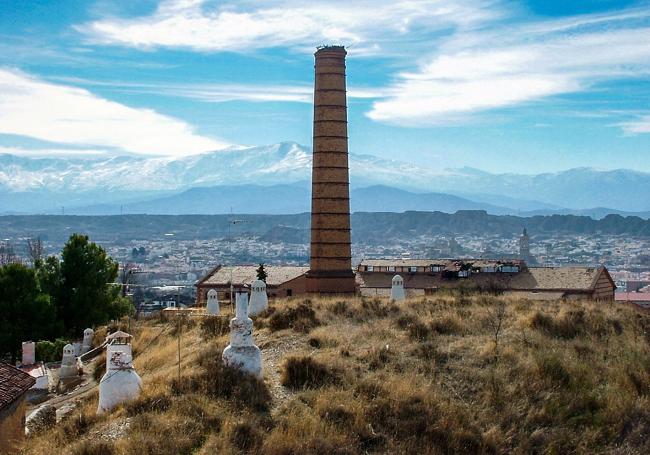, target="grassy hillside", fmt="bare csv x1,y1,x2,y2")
22,295,650,454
